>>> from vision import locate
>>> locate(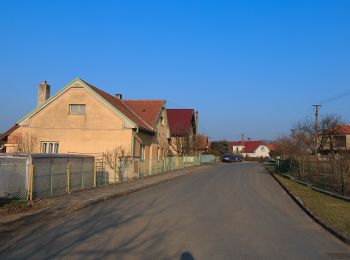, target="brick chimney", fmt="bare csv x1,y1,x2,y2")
38,81,50,106
115,93,122,100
